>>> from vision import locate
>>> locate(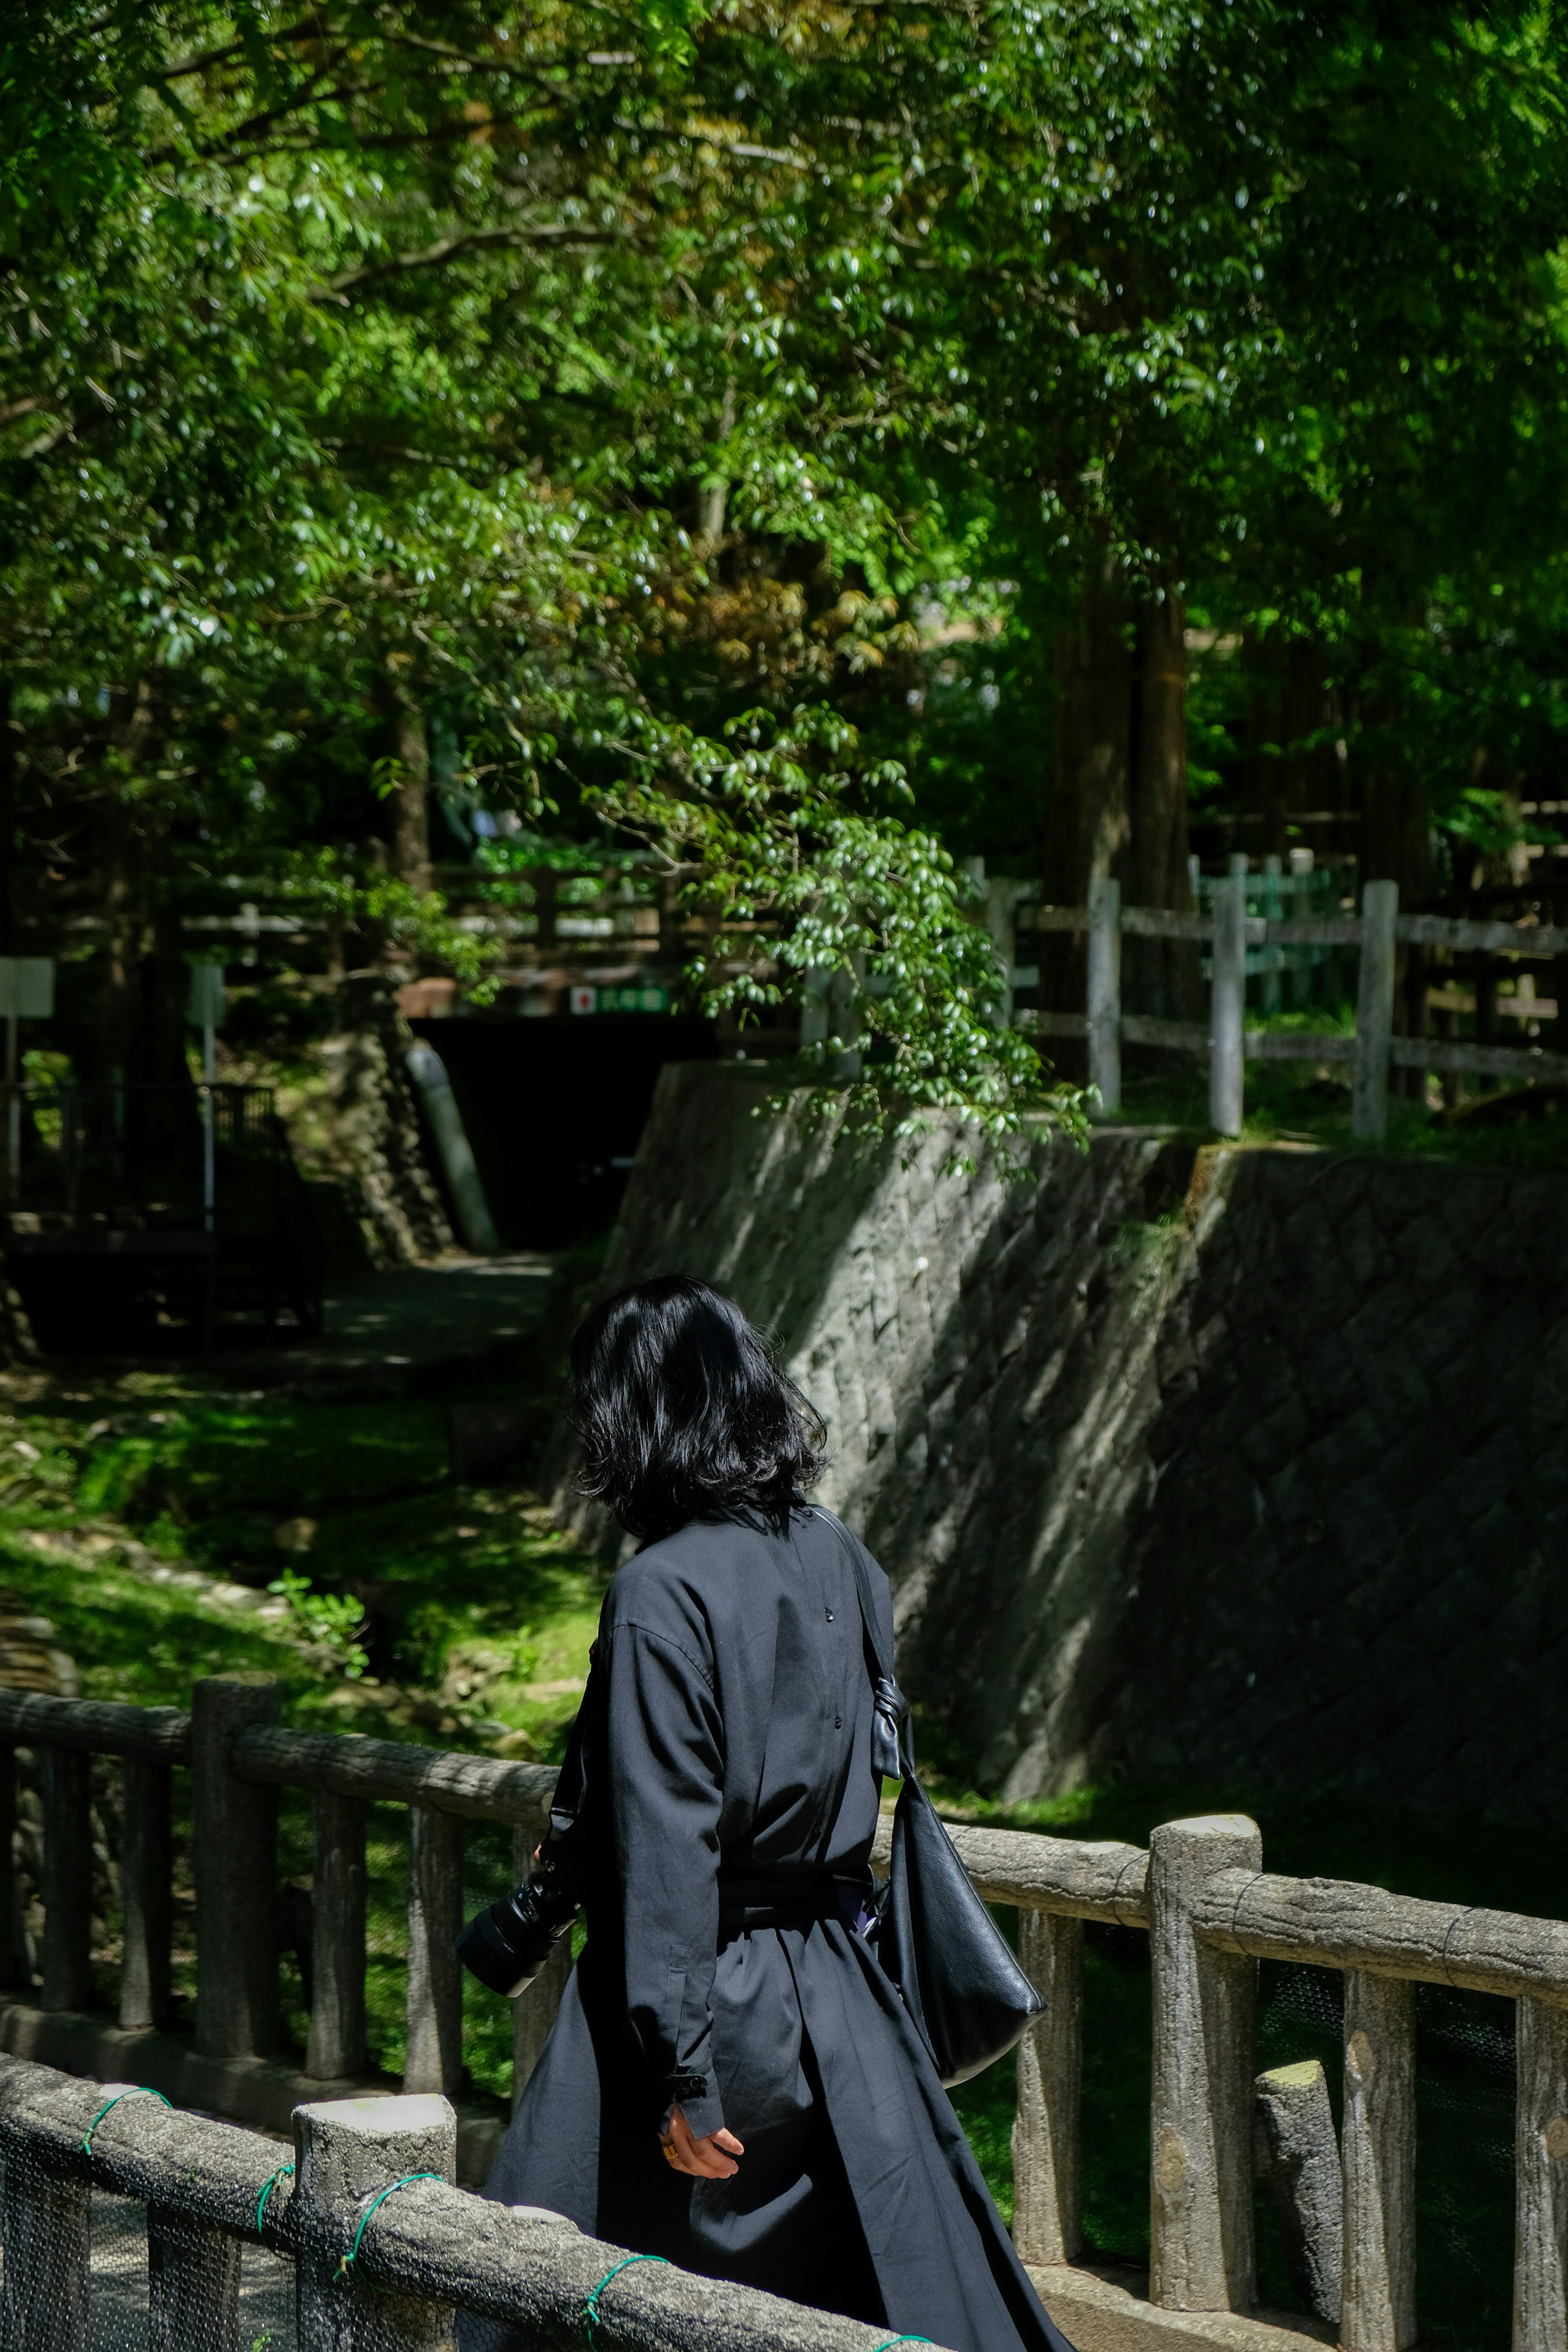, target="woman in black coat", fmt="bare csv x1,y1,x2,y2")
474,1277,1074,2352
